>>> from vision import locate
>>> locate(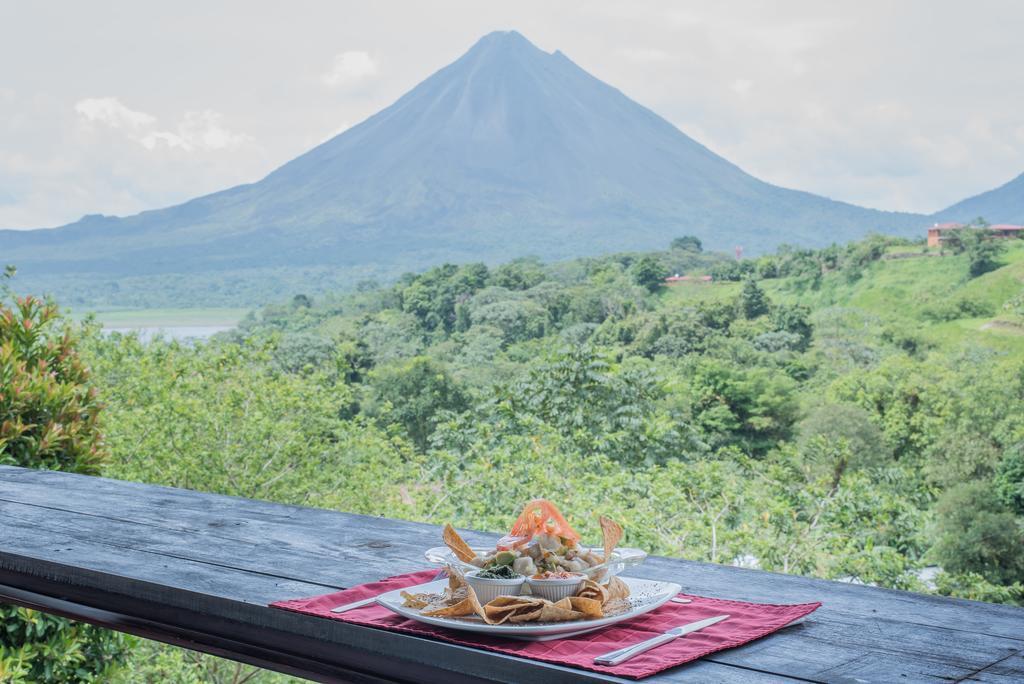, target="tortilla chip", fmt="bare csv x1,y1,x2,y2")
422,595,476,617
483,595,545,624
605,576,630,601
535,601,584,622
599,515,623,563
576,579,609,604
506,606,547,623
446,564,466,590
563,596,604,619
422,582,489,620
443,523,477,563
400,591,434,609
